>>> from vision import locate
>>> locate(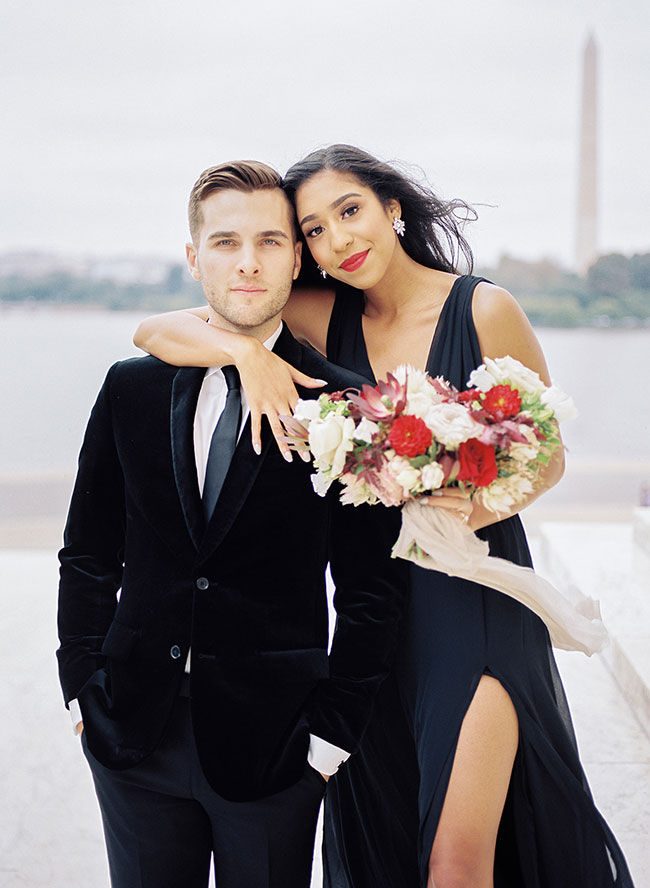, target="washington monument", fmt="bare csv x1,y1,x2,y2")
576,33,599,275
